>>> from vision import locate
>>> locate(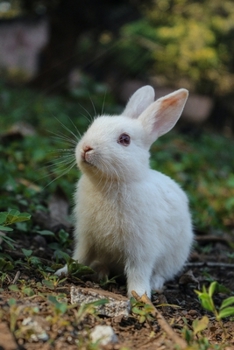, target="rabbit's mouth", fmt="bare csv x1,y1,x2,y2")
79,154,97,169
80,156,95,167
80,147,95,165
